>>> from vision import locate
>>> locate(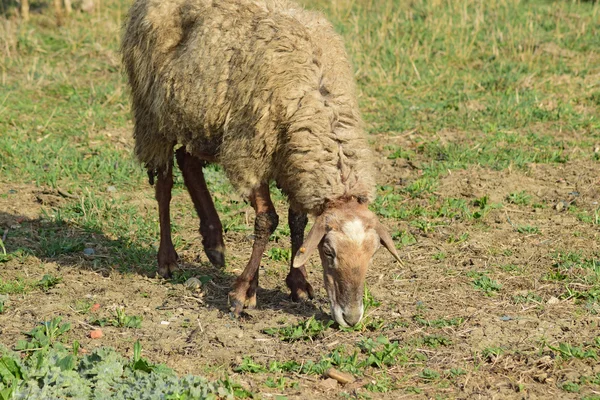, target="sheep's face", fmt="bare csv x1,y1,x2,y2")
293,200,402,327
